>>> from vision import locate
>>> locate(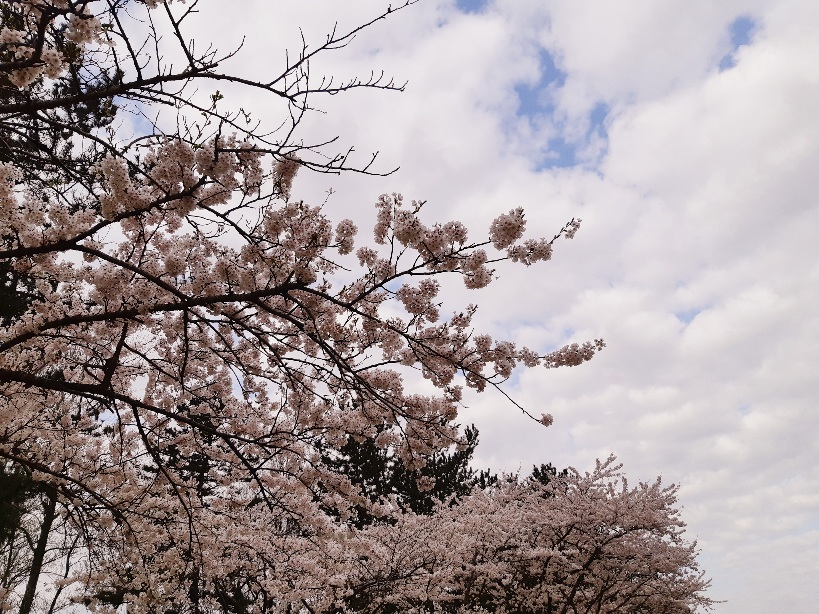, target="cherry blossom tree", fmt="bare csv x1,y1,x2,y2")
341,456,715,613
0,1,606,611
